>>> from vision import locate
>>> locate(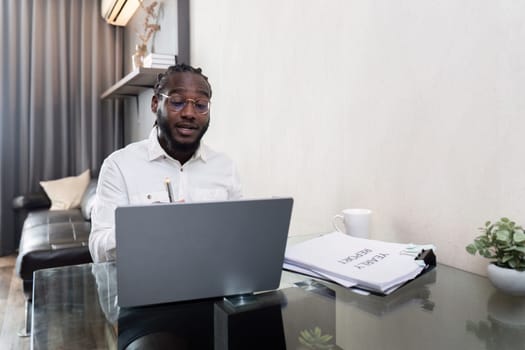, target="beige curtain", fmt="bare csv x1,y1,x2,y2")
0,0,124,254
